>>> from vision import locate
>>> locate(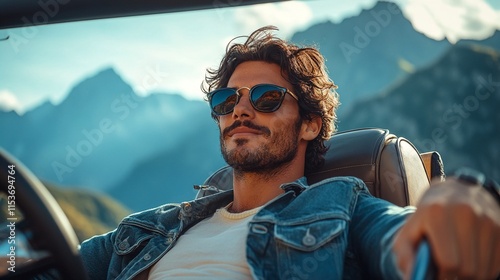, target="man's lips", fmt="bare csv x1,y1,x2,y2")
227,127,263,137
223,120,271,138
